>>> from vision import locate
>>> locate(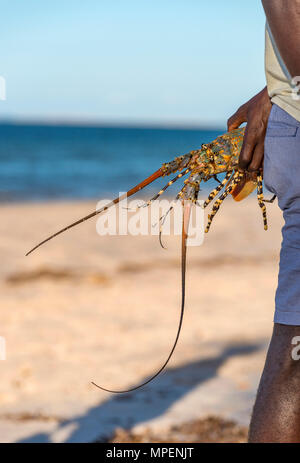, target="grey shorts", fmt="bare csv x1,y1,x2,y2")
264,104,300,325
